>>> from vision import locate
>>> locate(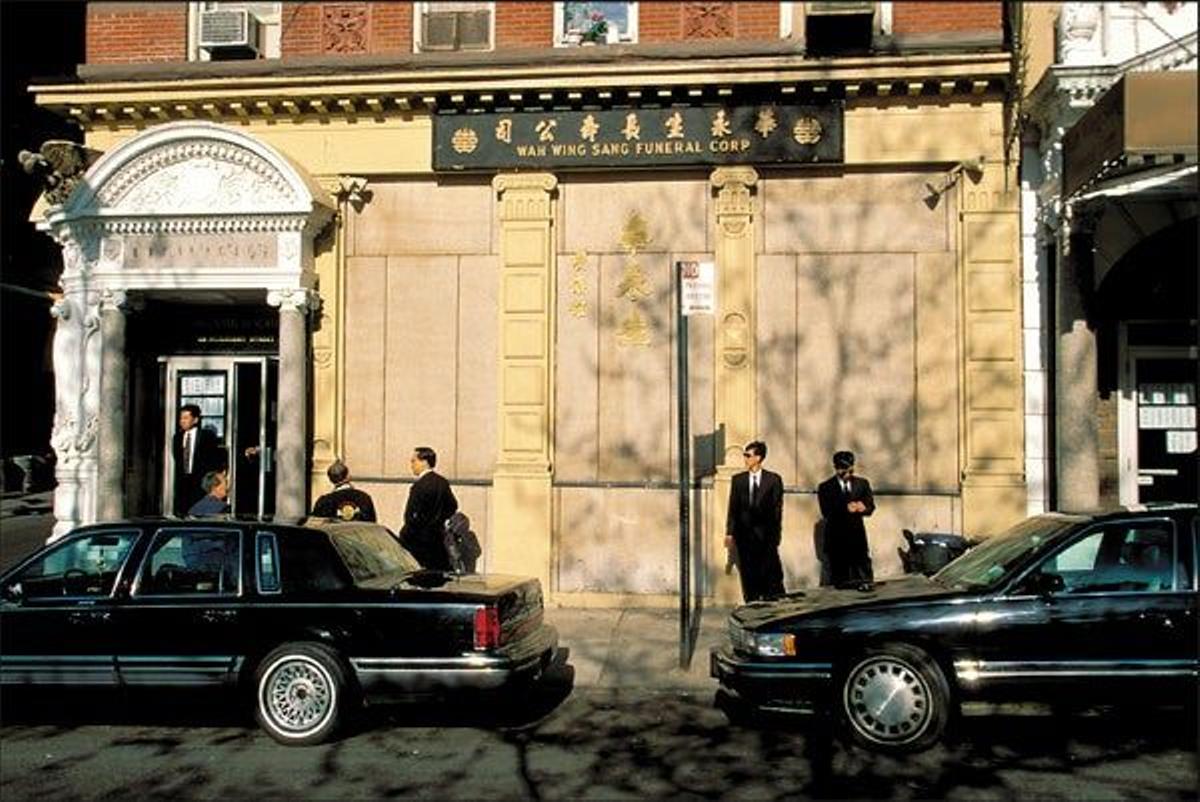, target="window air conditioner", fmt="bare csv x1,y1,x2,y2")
806,1,875,16
199,8,260,57
422,9,491,51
